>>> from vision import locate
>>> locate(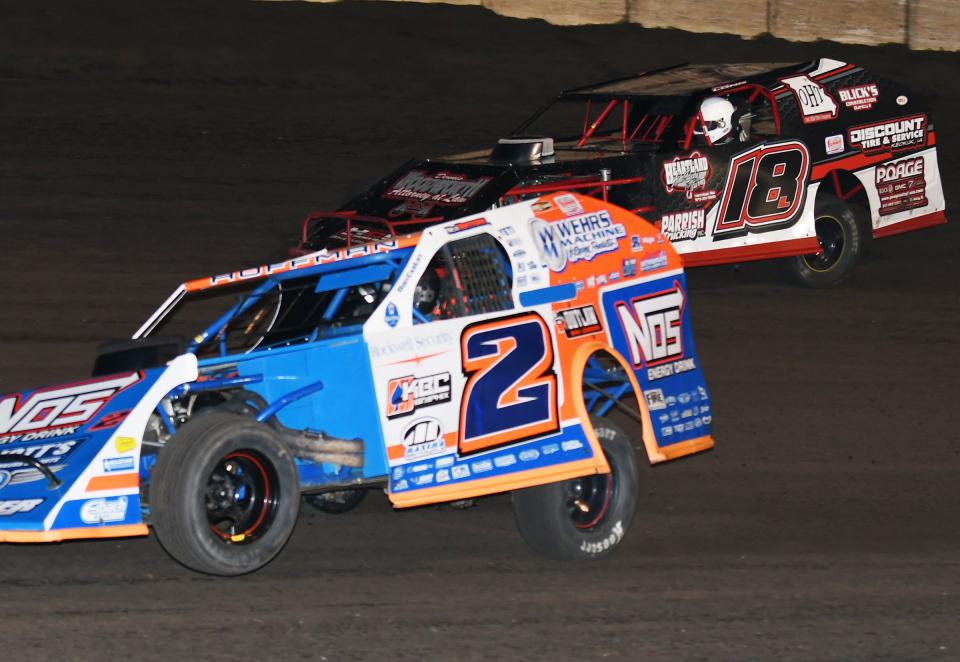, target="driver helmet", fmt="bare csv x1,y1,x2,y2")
697,96,736,145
